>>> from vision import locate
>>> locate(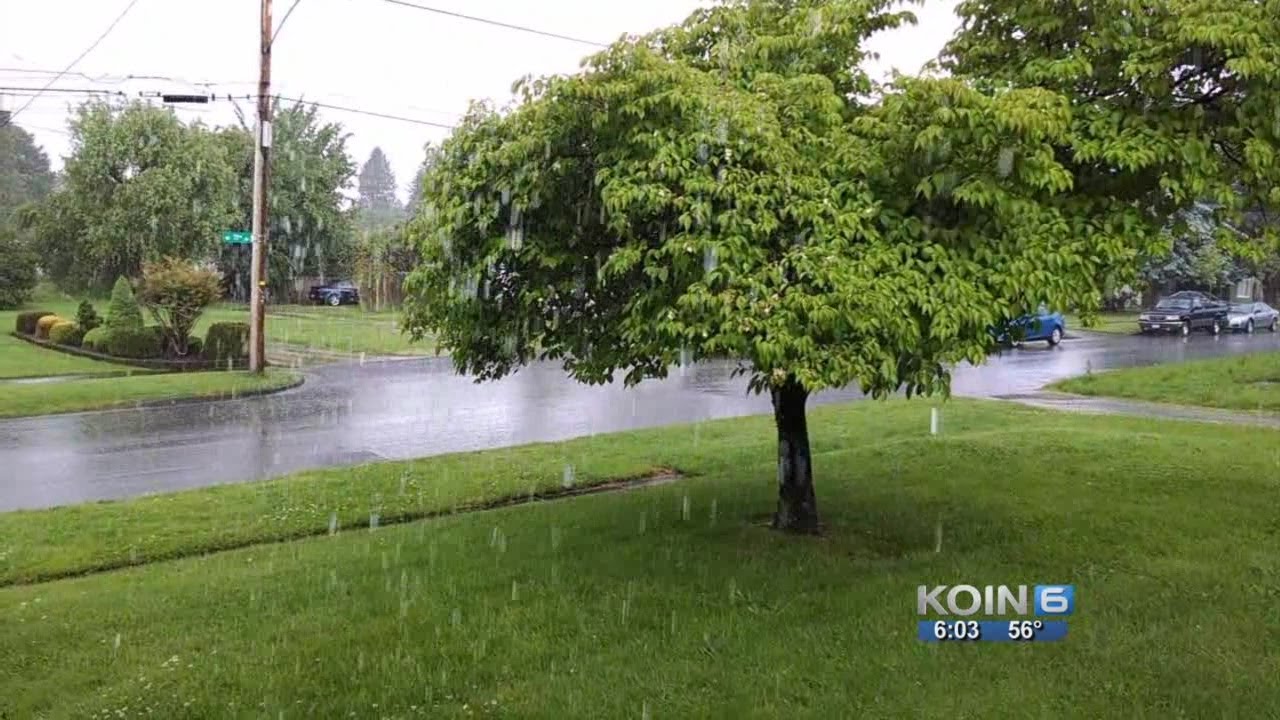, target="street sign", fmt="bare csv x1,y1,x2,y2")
222,230,252,245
